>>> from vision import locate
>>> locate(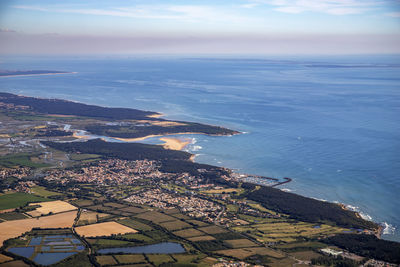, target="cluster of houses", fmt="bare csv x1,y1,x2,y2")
125,188,223,222
0,167,32,180
43,159,160,185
